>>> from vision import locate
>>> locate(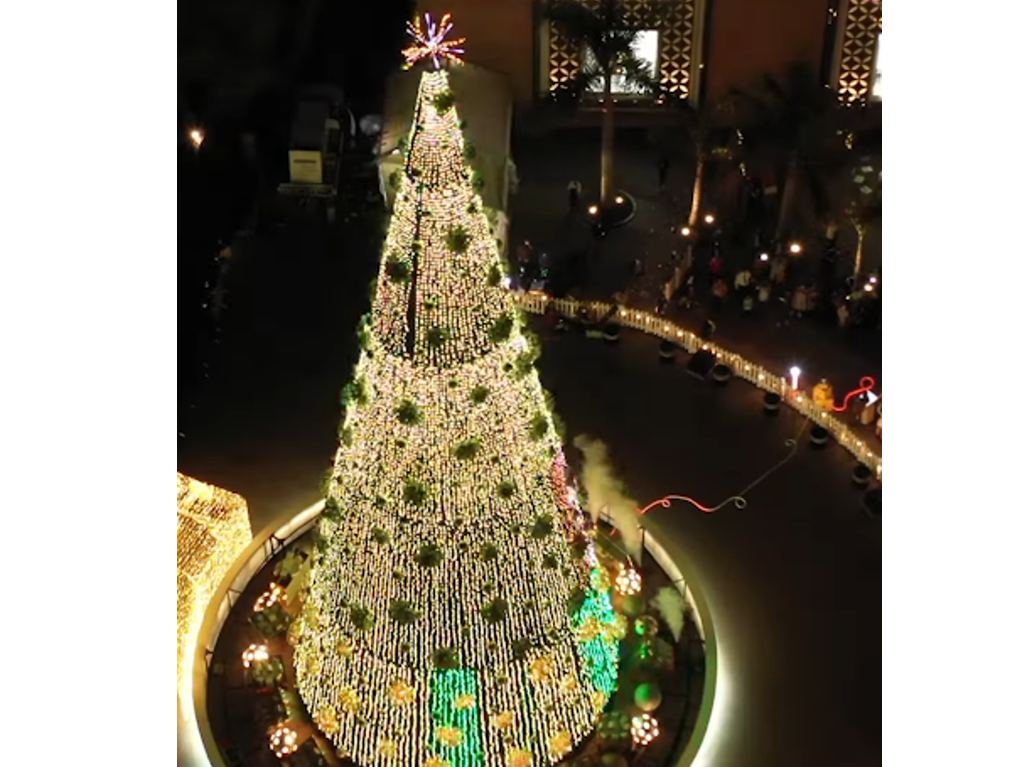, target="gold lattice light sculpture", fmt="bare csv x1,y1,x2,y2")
176,472,251,693
292,68,621,767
